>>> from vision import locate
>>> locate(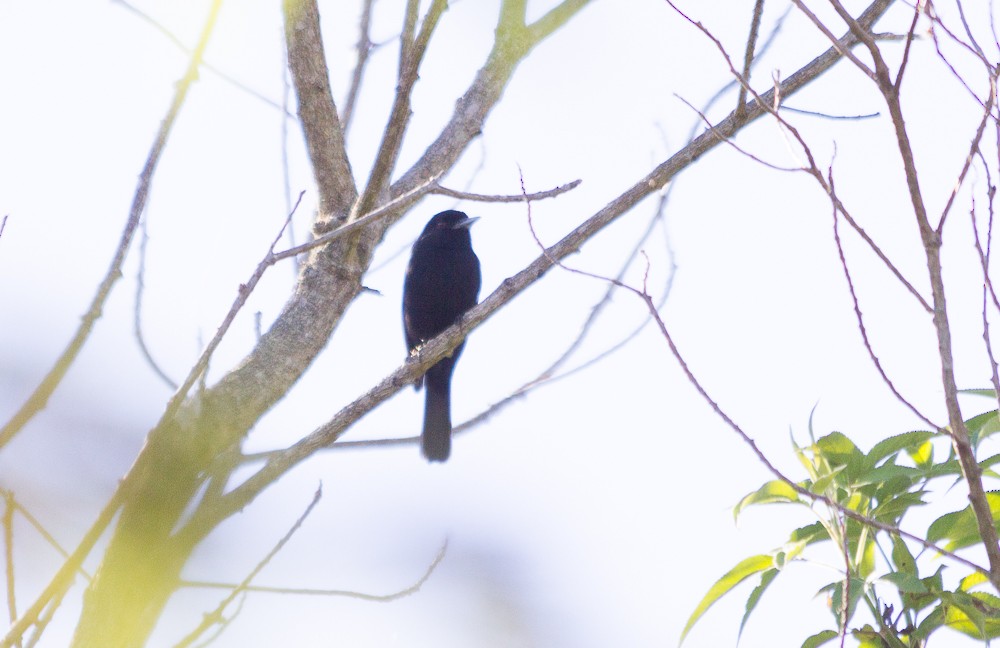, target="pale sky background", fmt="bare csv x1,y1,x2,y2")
1,0,998,646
